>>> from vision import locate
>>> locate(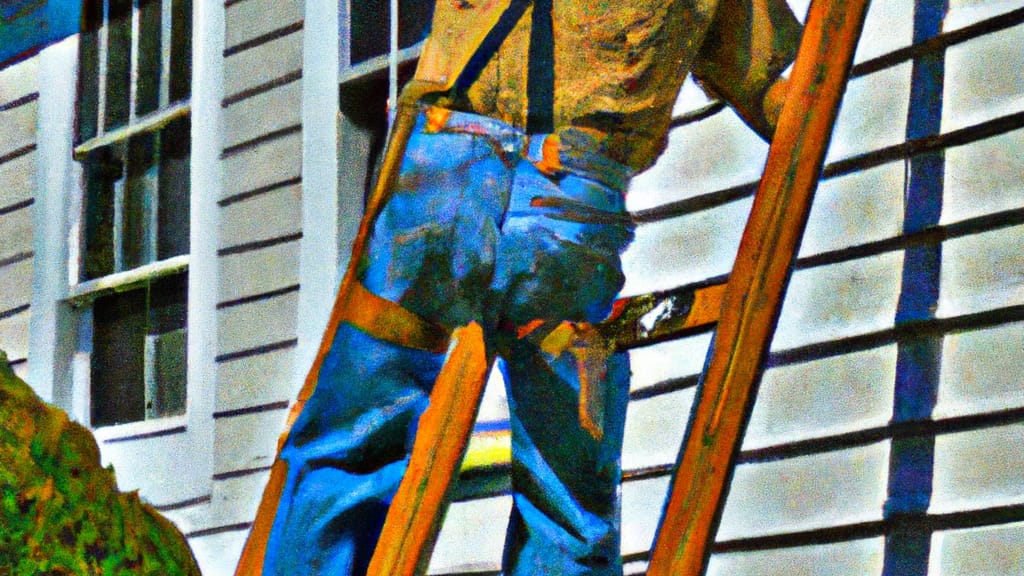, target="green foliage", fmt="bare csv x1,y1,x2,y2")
0,352,201,575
